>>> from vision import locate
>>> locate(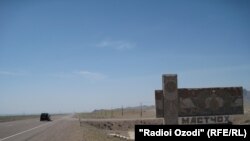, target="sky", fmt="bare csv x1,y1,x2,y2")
0,0,250,115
